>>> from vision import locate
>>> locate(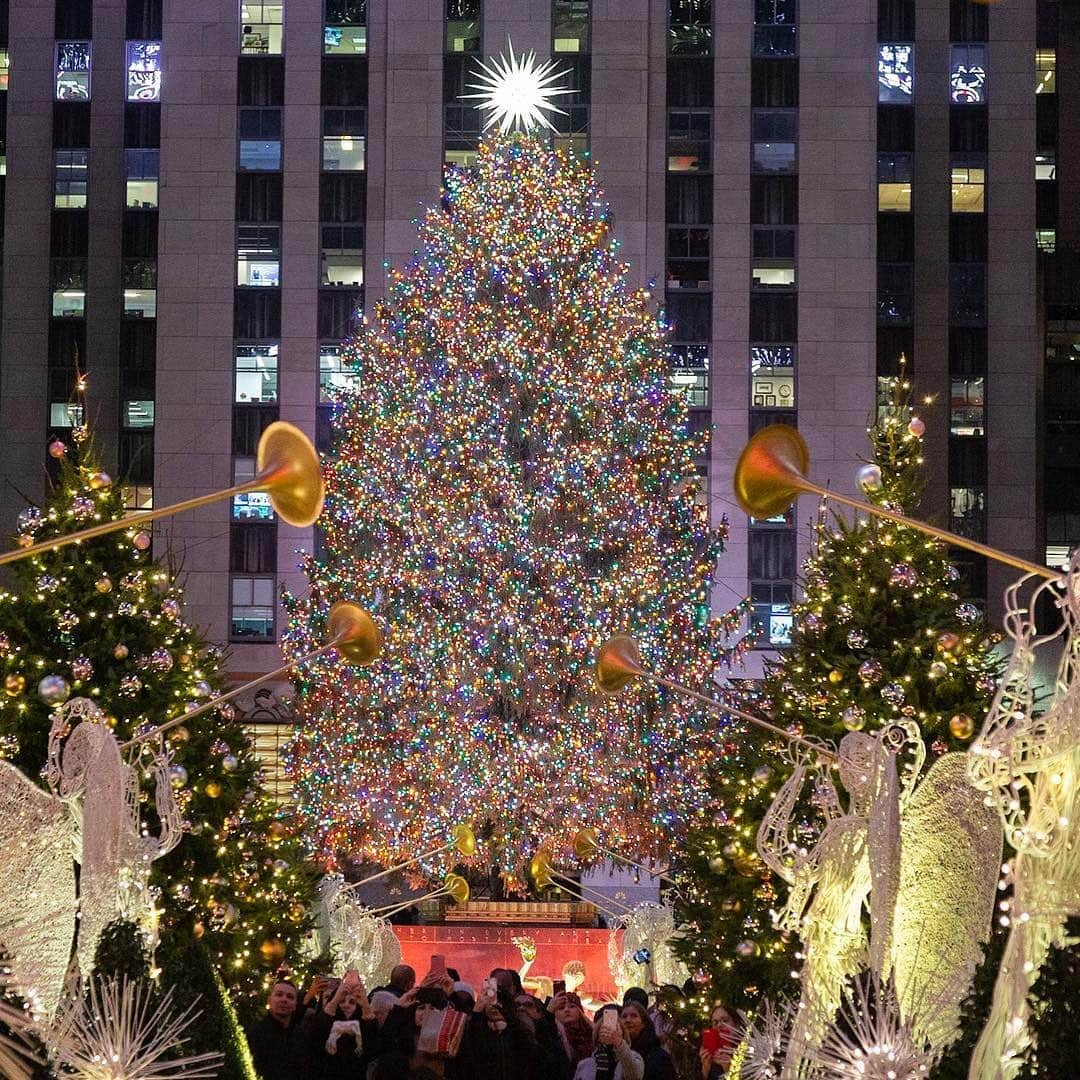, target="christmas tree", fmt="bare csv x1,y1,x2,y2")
0,419,318,1016
1015,916,1080,1079
667,370,1000,1026
283,118,749,883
